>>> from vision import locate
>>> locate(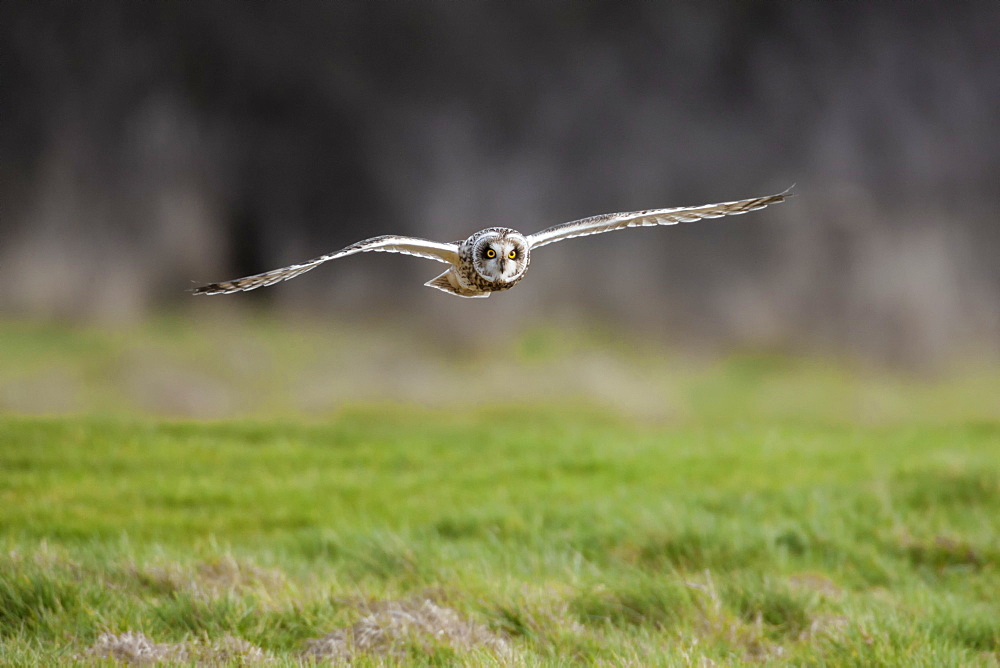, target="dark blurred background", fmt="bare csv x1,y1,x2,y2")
3,2,999,364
